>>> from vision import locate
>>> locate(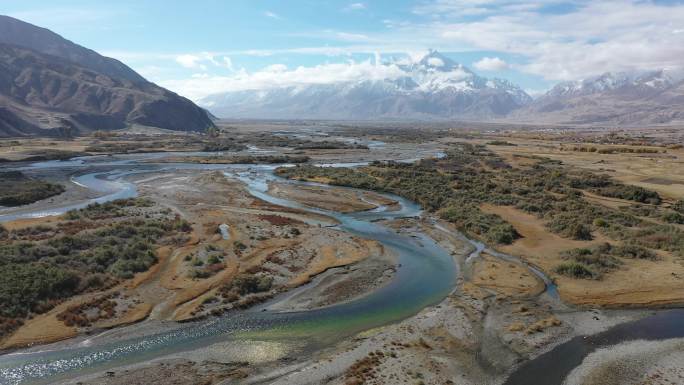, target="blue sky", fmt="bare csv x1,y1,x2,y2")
3,1,684,101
